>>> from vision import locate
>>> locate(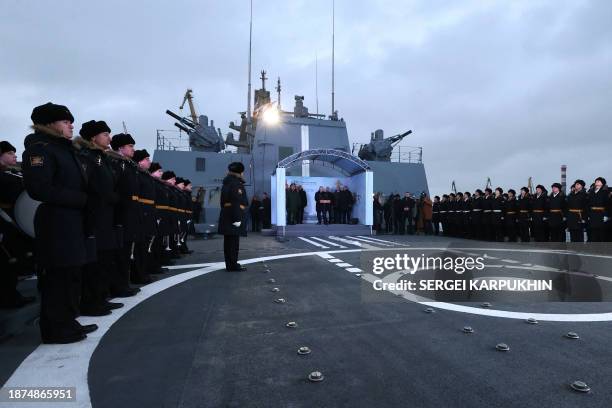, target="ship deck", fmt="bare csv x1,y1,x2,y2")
1,233,612,408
